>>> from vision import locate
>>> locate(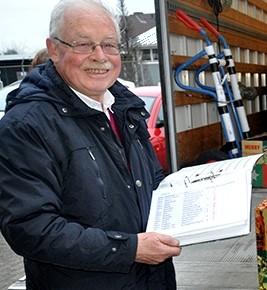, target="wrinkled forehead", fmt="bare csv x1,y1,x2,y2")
59,5,118,39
